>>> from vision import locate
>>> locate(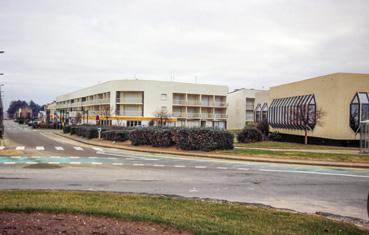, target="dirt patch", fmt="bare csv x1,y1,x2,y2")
0,212,193,235
24,164,63,169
